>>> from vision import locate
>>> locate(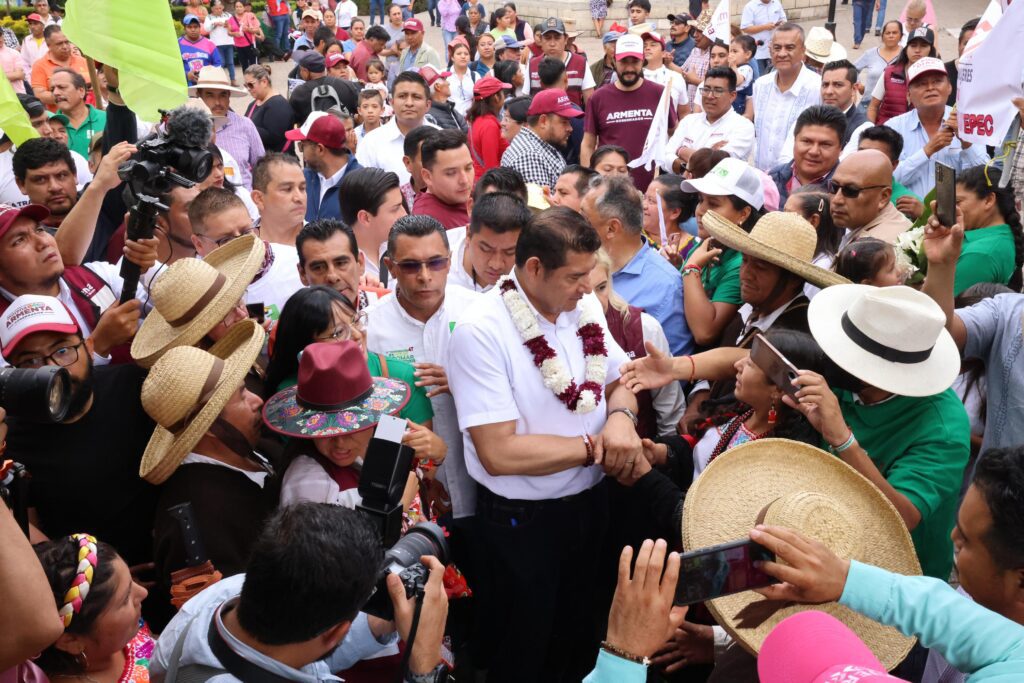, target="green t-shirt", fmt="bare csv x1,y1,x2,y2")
836,389,970,580
278,354,434,425
889,179,917,207
65,105,107,158
953,224,1016,296
702,248,743,305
